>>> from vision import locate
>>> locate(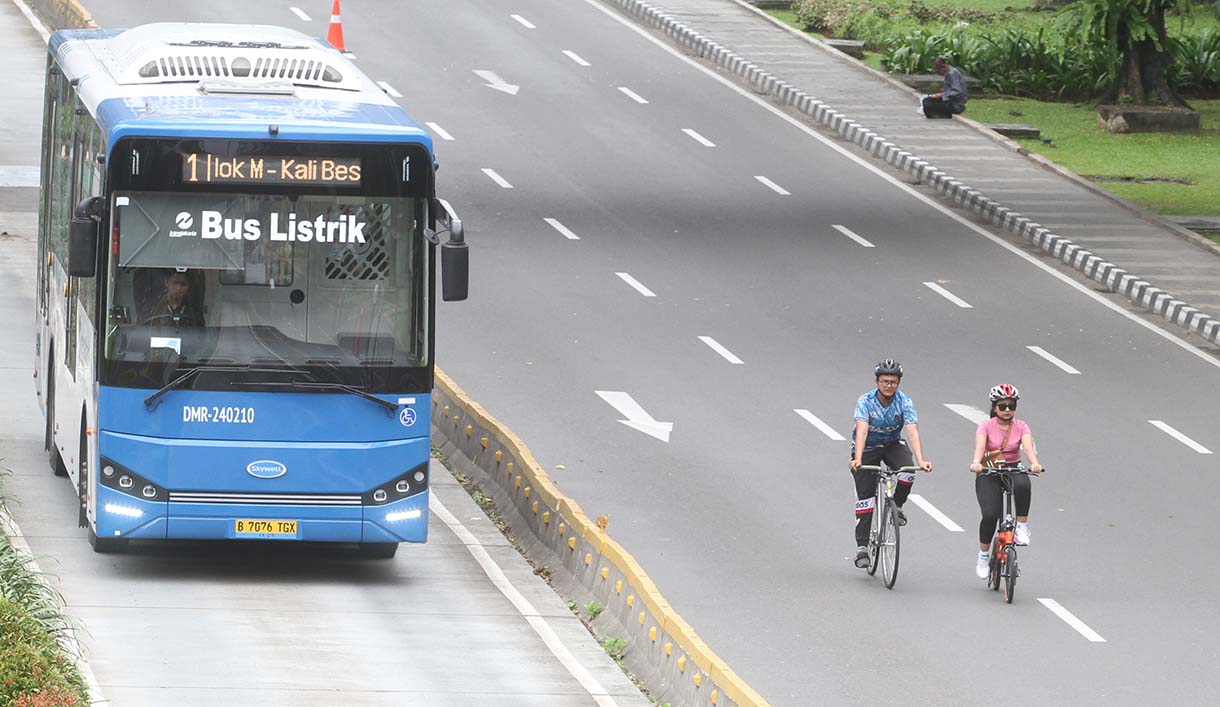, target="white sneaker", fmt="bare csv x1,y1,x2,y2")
1015,523,1030,546
975,553,990,579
